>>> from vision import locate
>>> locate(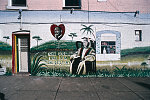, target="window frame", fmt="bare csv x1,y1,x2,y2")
12,0,27,7
63,0,81,9
135,30,142,41
7,0,28,10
